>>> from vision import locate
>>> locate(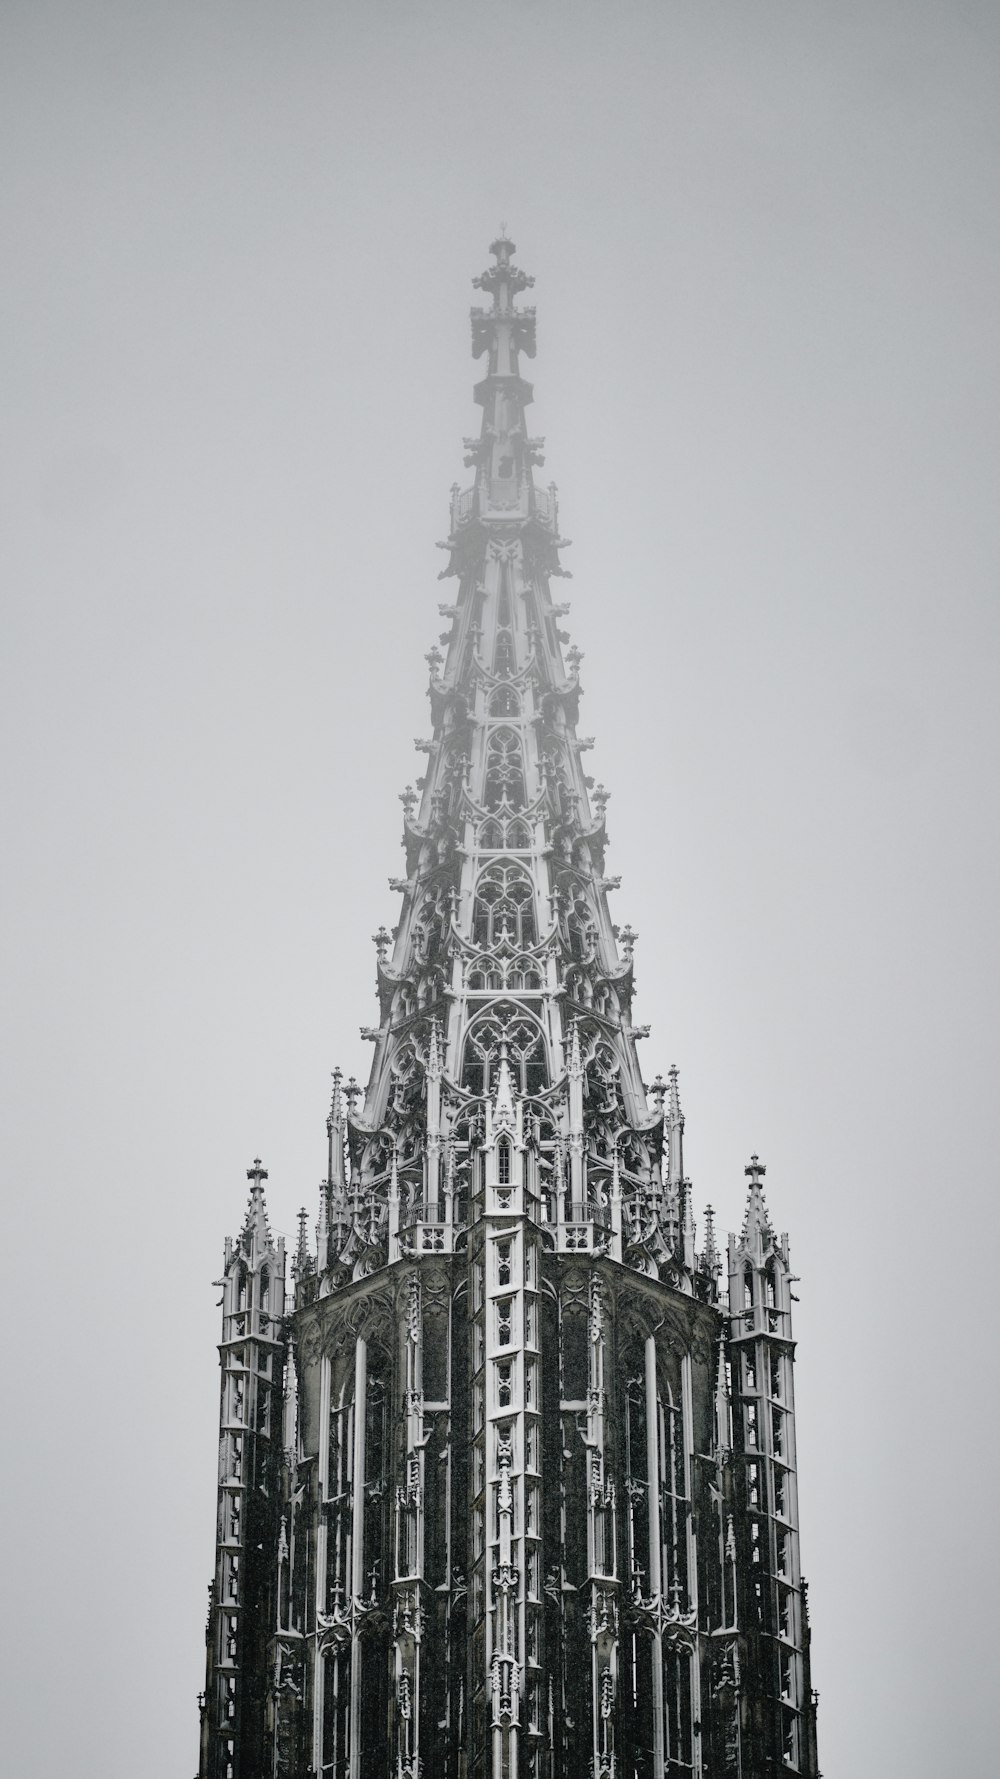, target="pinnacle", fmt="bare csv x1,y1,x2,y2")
741,1154,773,1248
295,1206,310,1268
240,1158,275,1256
